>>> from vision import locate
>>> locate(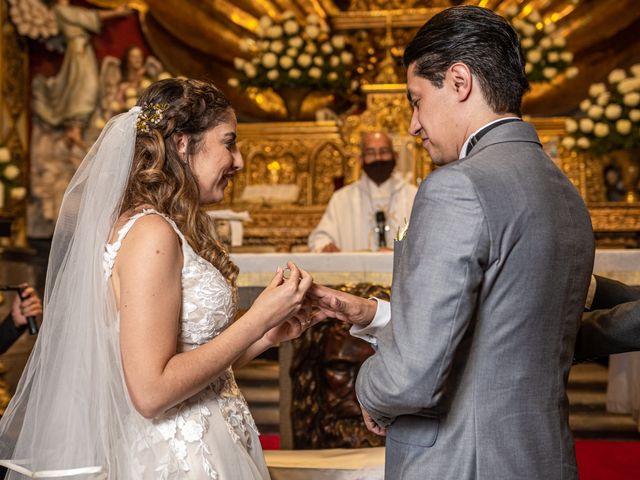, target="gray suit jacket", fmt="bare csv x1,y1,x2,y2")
575,276,640,361
356,121,595,480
